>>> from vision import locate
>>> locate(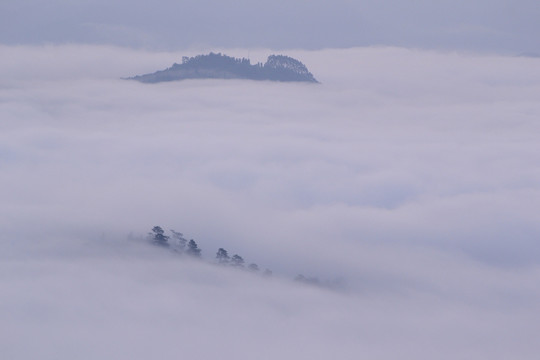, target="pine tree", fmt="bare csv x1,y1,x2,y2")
186,239,201,257
170,229,187,252
248,263,259,272
230,254,245,267
150,226,169,247
216,248,230,264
